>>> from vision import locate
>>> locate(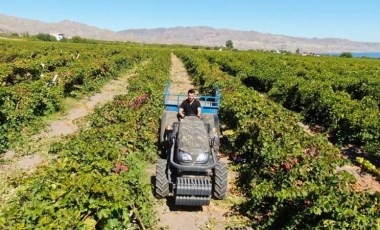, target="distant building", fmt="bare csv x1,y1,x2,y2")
302,52,319,57
50,33,65,41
